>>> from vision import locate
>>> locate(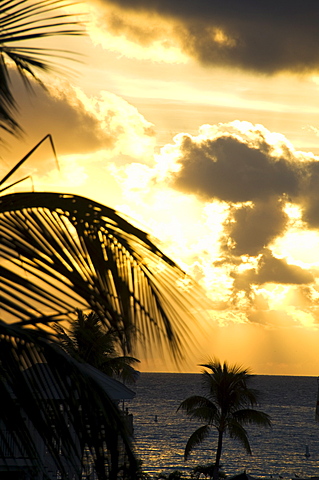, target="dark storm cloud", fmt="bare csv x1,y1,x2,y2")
95,0,319,74
297,161,319,229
